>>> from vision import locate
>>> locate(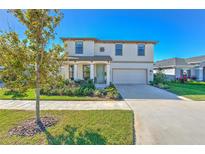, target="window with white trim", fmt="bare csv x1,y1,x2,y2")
138,44,145,56
75,41,83,54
